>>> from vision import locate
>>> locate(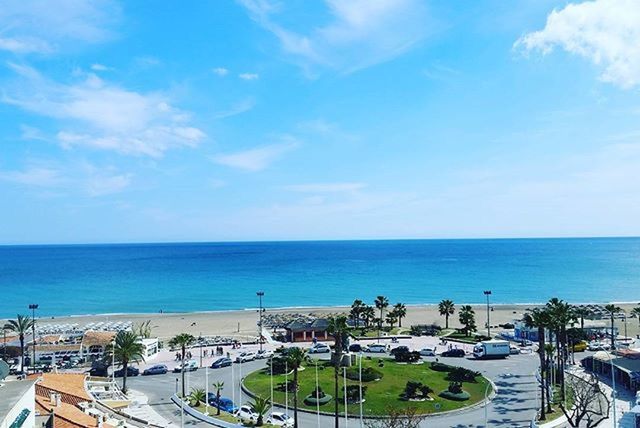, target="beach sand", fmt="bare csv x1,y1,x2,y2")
23,303,640,341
